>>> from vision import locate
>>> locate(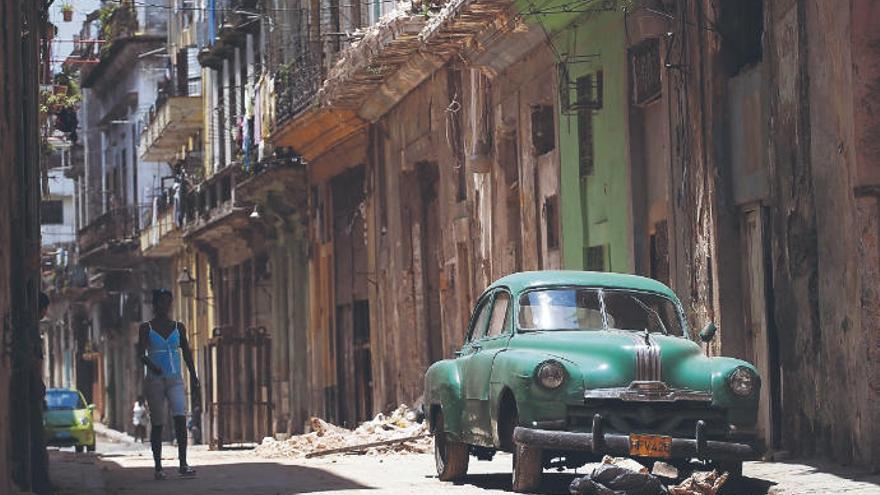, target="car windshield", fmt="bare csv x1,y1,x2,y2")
45,391,85,410
518,287,685,337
